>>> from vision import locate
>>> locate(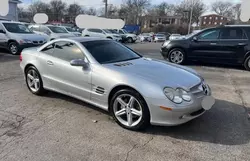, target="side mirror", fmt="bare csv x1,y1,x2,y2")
193,36,198,41
0,29,6,34
70,59,89,69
